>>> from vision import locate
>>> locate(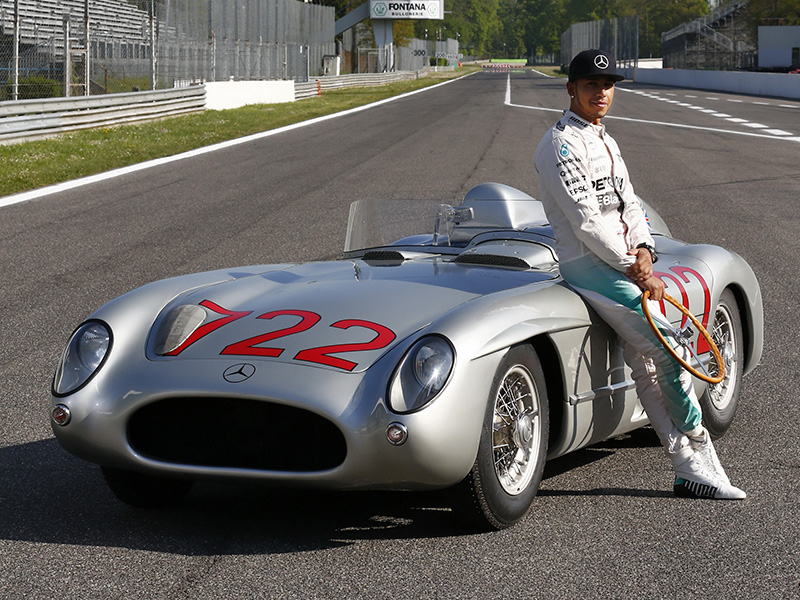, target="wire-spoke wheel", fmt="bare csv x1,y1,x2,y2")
462,345,548,530
492,365,541,495
698,289,744,438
